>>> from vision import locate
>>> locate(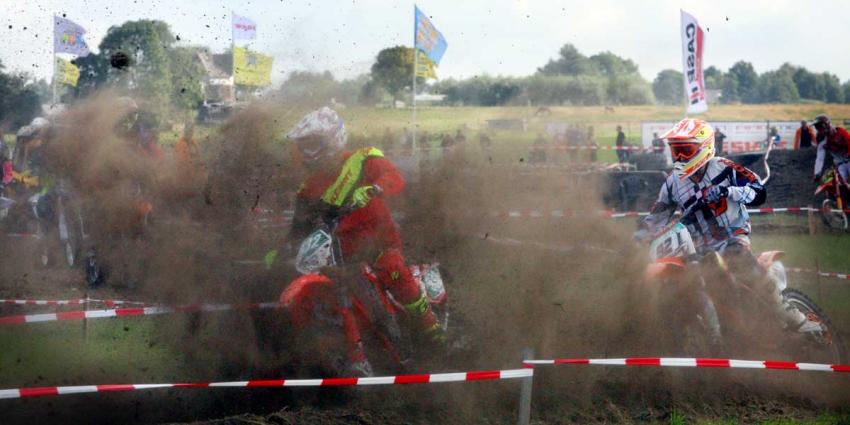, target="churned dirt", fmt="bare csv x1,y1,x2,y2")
0,101,848,424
